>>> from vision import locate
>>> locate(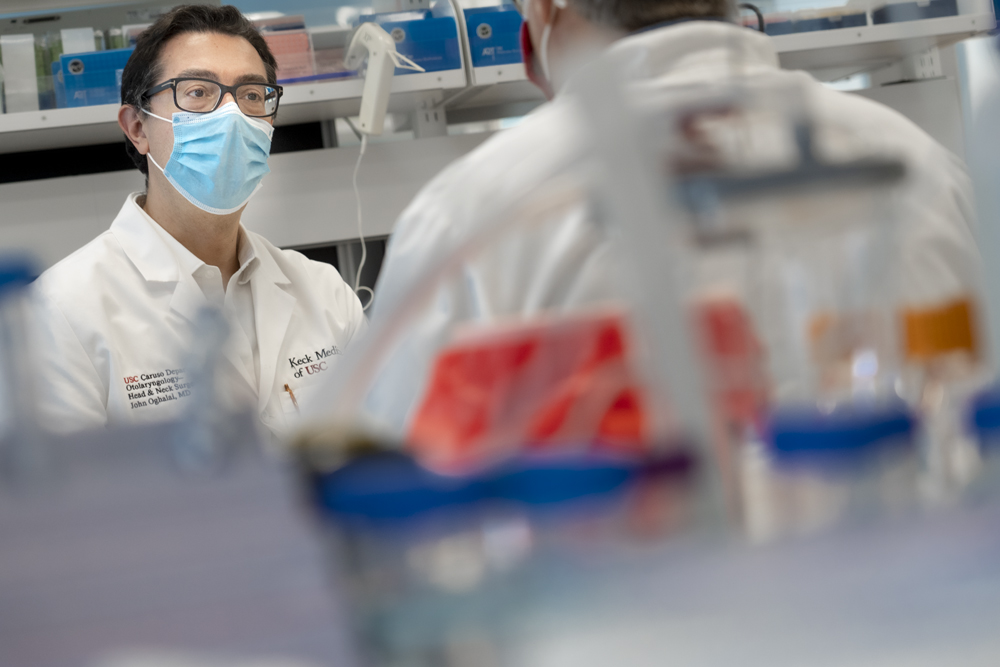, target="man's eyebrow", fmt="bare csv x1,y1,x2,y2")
176,68,218,80
233,73,269,85
173,69,269,85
